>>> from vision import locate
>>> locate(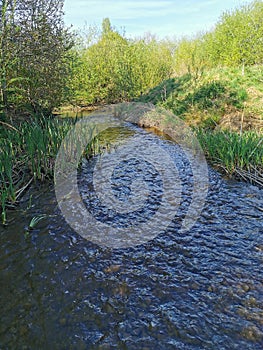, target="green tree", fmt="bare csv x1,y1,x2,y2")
204,0,263,69
172,1,263,76
173,35,206,78
0,0,73,117
102,17,112,35
0,0,20,117
66,19,173,106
